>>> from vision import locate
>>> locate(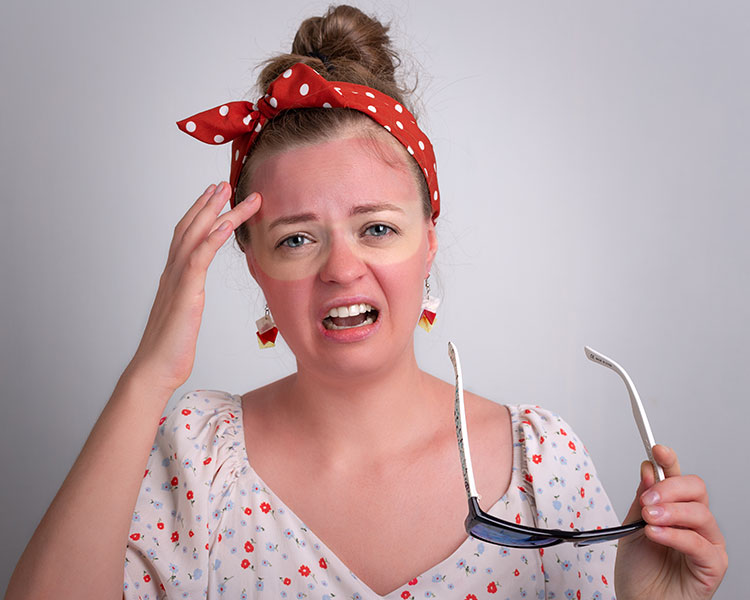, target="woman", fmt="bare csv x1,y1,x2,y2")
6,5,726,599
